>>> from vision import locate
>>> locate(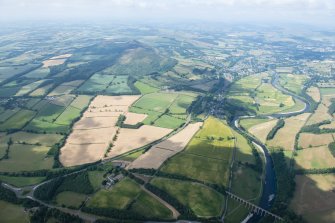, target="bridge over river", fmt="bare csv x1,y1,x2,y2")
225,191,283,222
